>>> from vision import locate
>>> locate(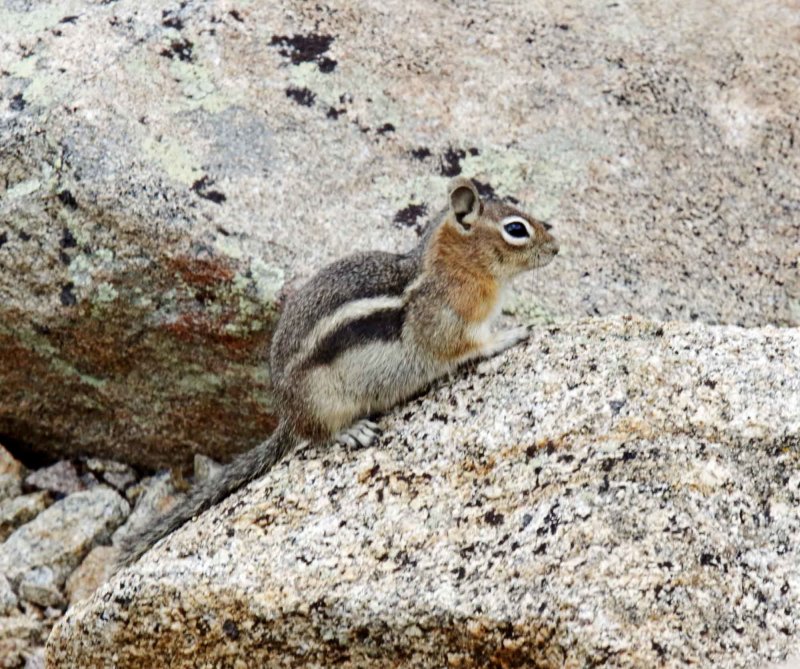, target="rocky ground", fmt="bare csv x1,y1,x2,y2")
0,444,186,668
